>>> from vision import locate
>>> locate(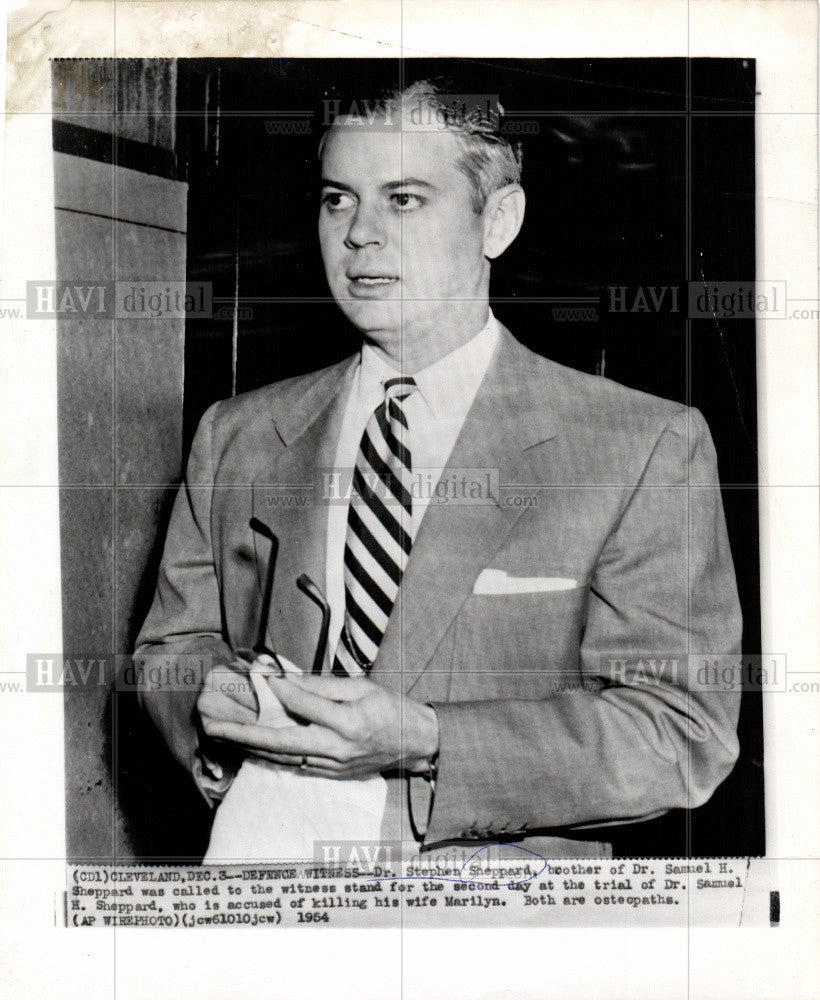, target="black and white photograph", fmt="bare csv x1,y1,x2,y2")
54,56,763,867
1,2,818,999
